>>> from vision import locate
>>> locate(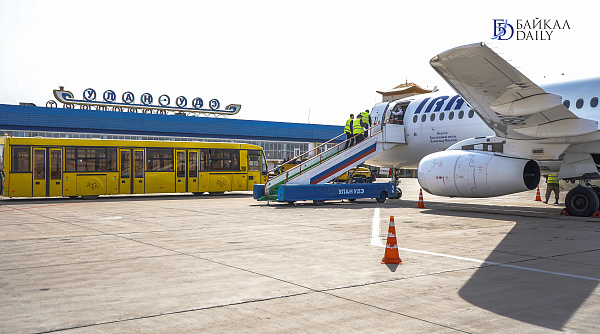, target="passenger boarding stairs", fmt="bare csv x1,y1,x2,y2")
259,121,406,200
